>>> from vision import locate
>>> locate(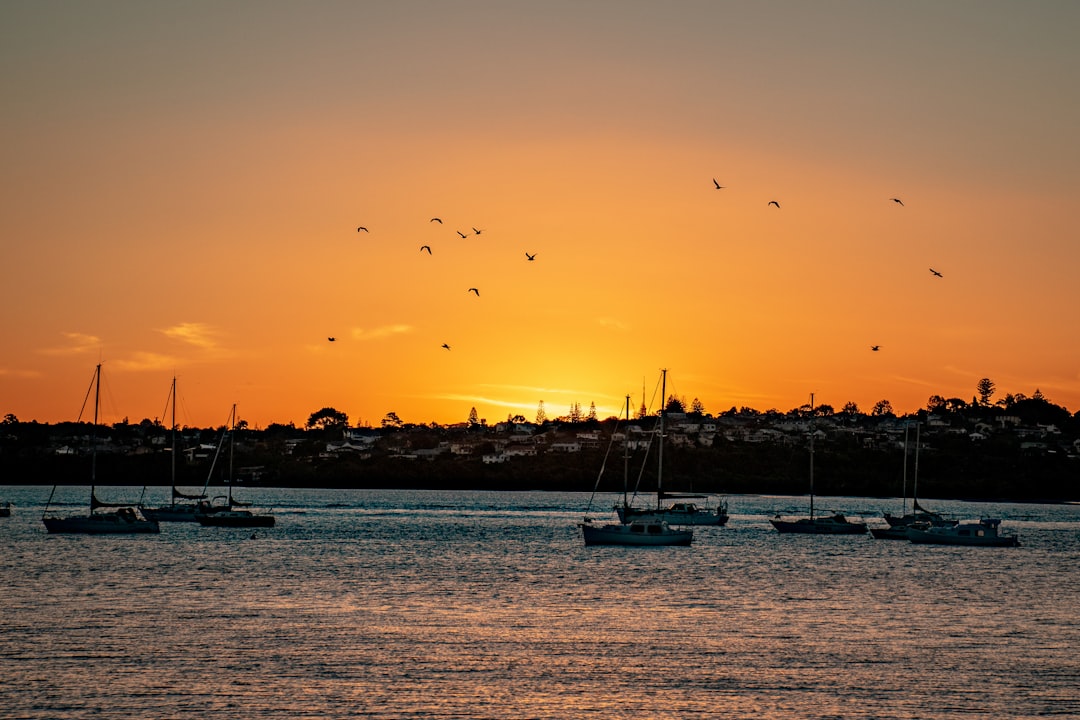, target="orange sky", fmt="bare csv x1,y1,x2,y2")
3,1,1079,429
